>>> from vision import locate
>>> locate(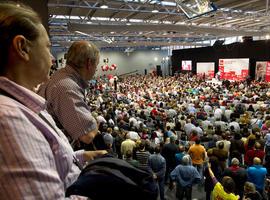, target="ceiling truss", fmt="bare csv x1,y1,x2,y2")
48,0,270,53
